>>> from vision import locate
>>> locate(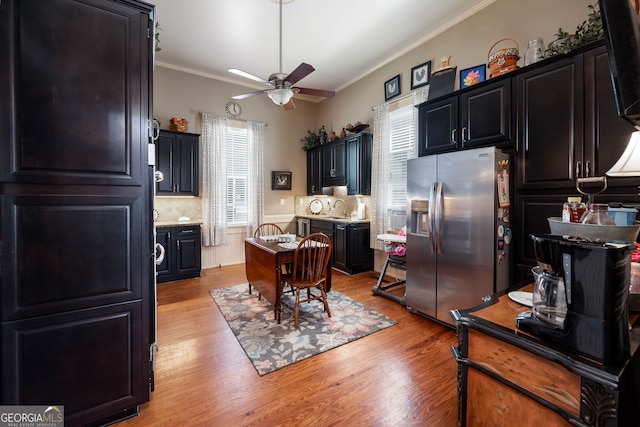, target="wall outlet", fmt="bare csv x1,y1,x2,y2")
280,199,285,206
